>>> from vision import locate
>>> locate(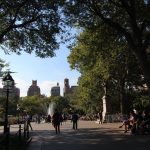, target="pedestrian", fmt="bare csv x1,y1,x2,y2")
71,111,79,130
47,114,51,123
98,111,103,124
52,109,62,134
36,114,41,124
63,113,67,123
26,113,33,131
